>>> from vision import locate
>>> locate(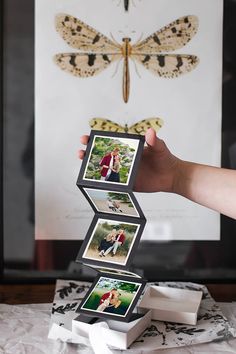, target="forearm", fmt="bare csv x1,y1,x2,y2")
174,160,236,219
